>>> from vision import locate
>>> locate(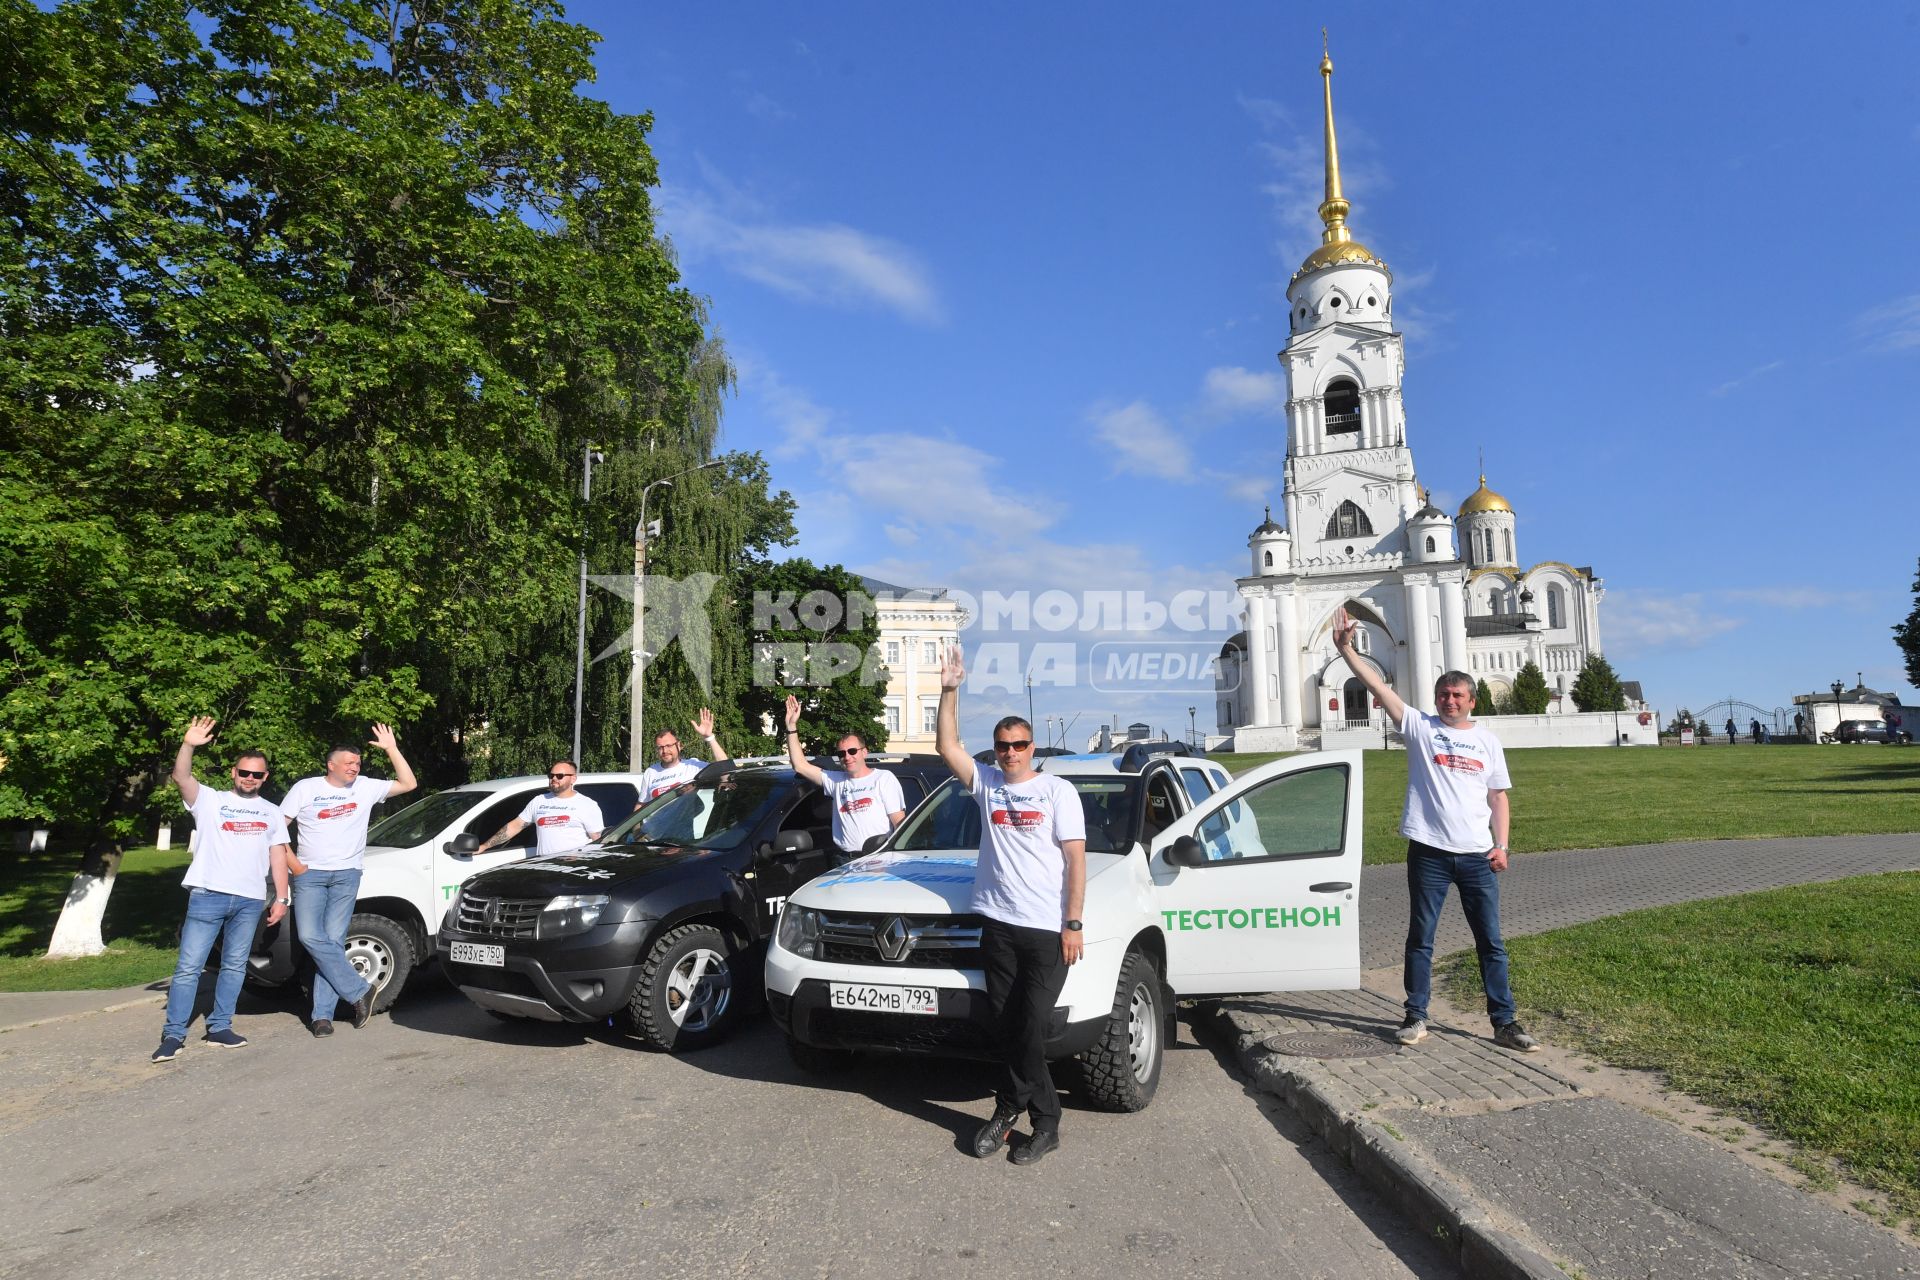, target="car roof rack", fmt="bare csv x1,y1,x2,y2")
1116,742,1198,773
